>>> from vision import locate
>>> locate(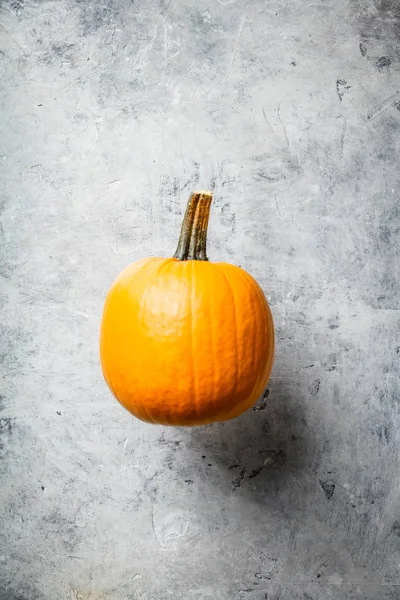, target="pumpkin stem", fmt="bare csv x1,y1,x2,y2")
173,191,212,261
